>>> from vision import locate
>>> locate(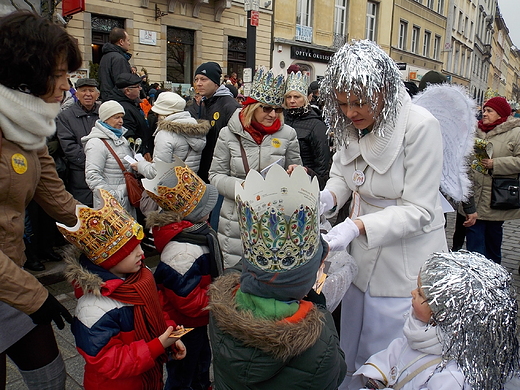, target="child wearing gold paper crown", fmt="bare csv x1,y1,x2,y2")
350,251,519,390
59,189,186,390
142,158,223,390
